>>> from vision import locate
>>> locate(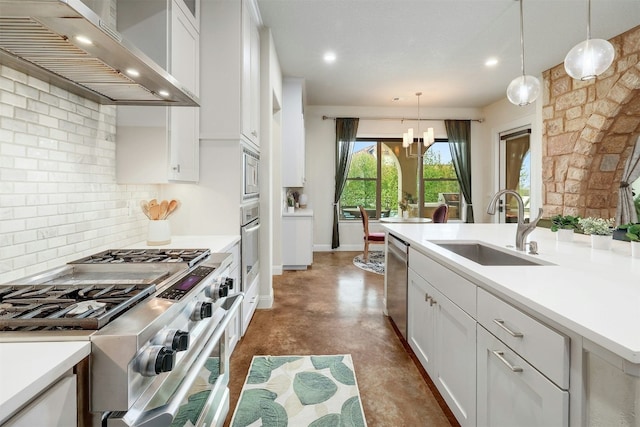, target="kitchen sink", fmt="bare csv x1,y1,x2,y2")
433,242,552,266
